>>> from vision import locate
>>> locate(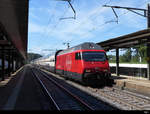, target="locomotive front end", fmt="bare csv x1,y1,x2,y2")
82,51,111,83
